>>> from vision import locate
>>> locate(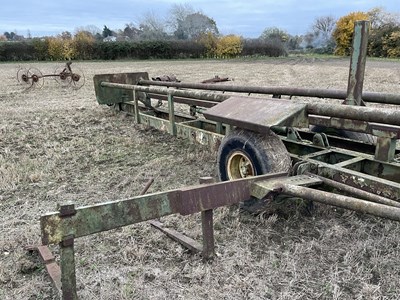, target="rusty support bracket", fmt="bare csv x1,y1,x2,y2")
140,178,155,195
148,220,202,253
148,177,216,259
33,245,62,294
